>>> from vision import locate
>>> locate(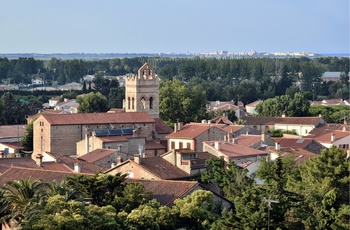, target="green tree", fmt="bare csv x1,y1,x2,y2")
159,79,206,124
173,190,220,230
20,120,34,151
1,177,46,228
286,146,350,229
24,195,119,230
77,92,109,113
